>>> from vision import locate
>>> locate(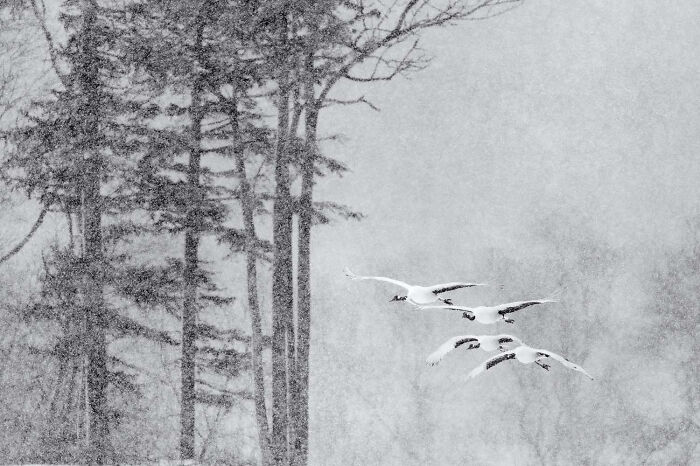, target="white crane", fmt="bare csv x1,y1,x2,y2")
426,334,523,366
344,268,486,306
418,299,556,324
468,344,594,380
